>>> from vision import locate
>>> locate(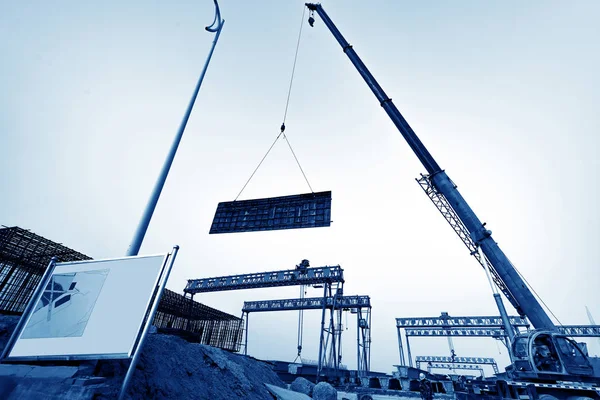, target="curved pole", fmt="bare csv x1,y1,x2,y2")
126,0,225,256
